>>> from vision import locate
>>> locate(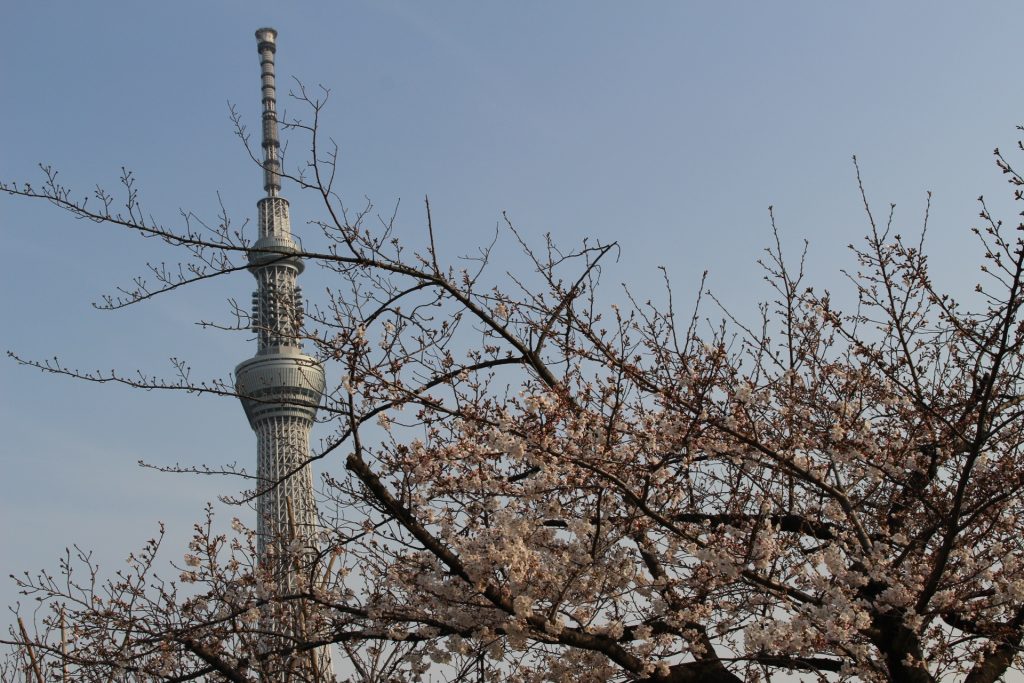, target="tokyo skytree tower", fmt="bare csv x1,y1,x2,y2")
235,28,332,678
